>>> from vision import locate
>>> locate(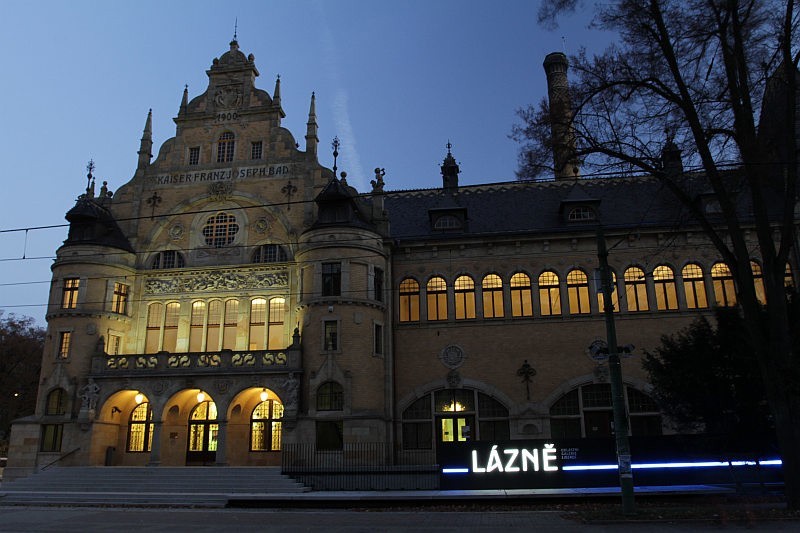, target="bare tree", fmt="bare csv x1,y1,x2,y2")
512,0,800,508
